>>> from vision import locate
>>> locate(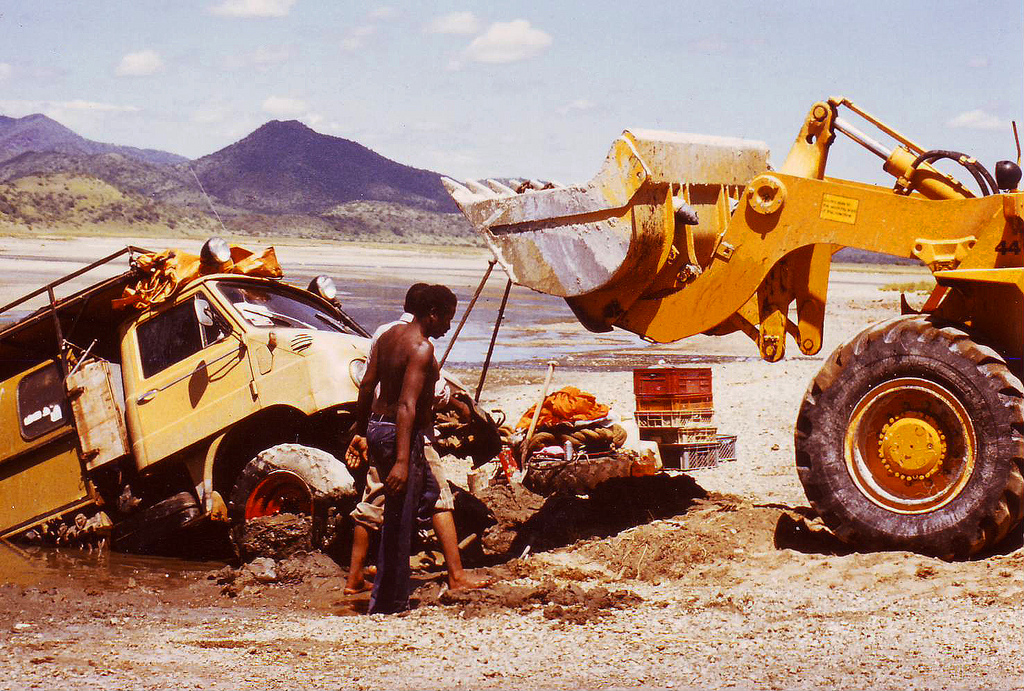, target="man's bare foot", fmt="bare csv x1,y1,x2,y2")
447,572,493,592
344,579,372,596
